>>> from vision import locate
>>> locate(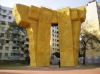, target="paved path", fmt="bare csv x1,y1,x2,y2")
0,68,100,74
